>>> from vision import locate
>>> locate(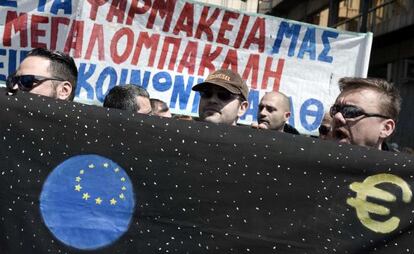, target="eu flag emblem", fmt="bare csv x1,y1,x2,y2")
39,154,135,250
